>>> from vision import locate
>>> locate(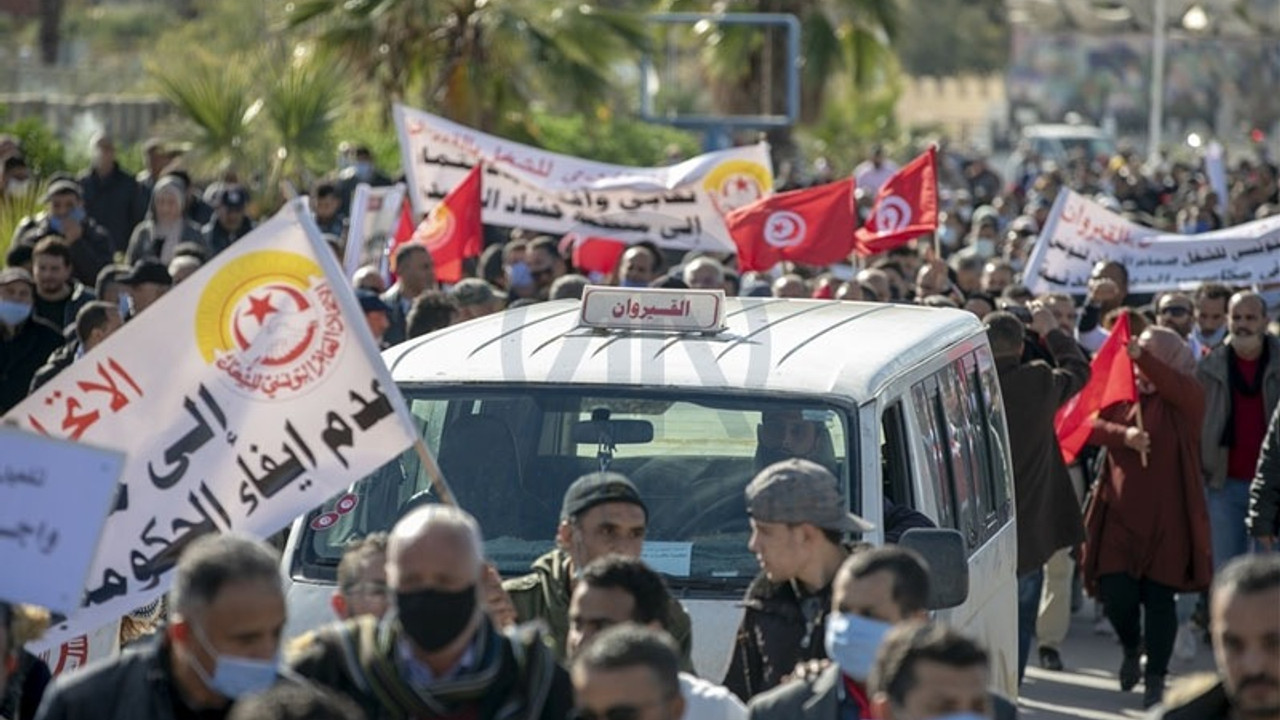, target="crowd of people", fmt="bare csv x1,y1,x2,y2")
1,128,1279,720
